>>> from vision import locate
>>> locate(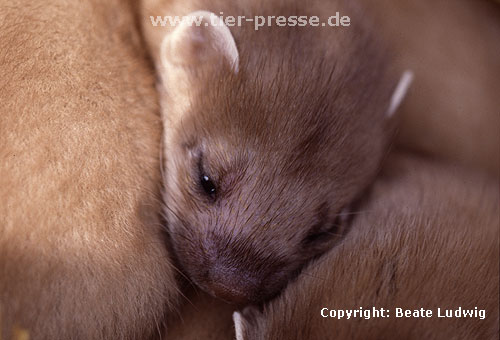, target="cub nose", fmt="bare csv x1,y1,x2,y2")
204,264,261,305
208,282,250,305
